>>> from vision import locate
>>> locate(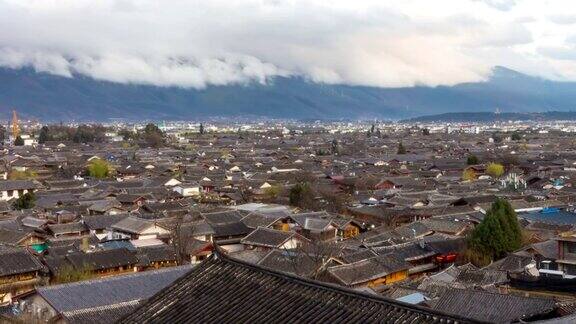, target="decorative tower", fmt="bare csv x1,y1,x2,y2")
11,110,19,139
